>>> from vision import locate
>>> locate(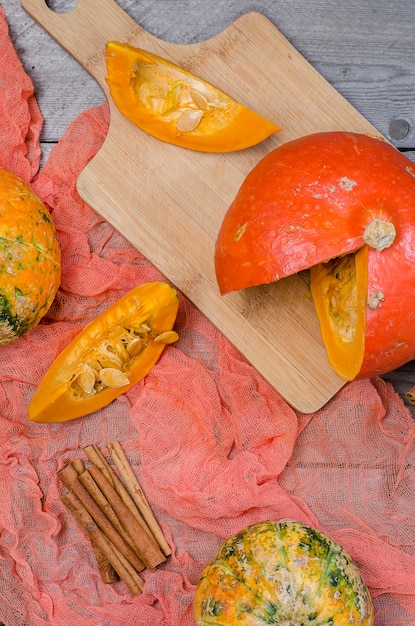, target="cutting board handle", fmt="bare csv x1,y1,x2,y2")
20,0,147,89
